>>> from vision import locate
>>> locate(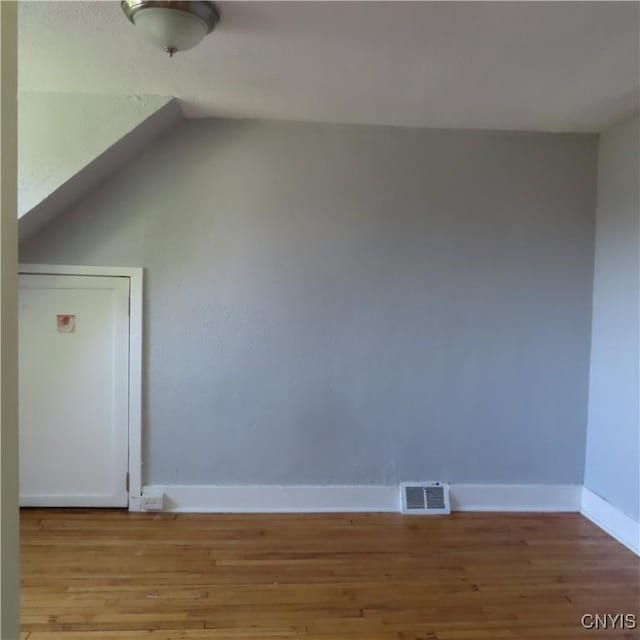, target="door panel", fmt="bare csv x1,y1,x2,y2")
19,274,130,507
